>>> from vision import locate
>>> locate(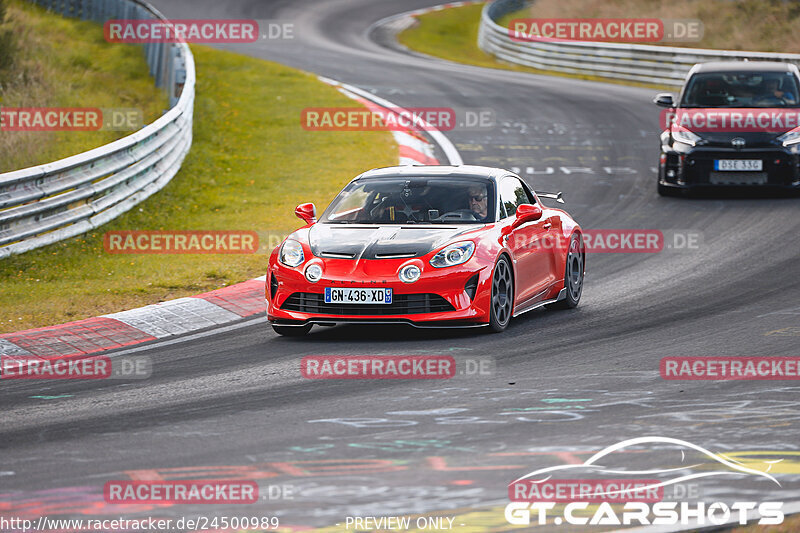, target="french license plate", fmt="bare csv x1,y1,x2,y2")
324,287,392,304
714,159,762,171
